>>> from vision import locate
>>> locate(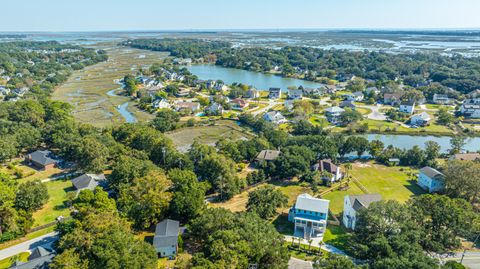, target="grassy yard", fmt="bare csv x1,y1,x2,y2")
321,183,365,215
323,226,354,254
349,162,425,203
166,120,253,152
30,179,74,227
0,252,29,269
